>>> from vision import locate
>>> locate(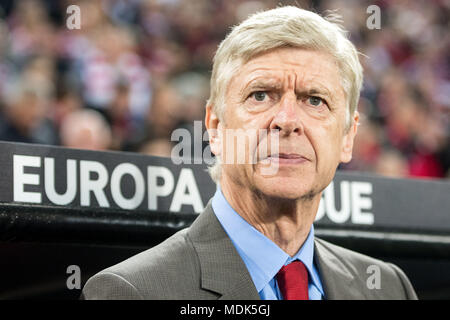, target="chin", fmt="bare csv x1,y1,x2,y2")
253,175,315,201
